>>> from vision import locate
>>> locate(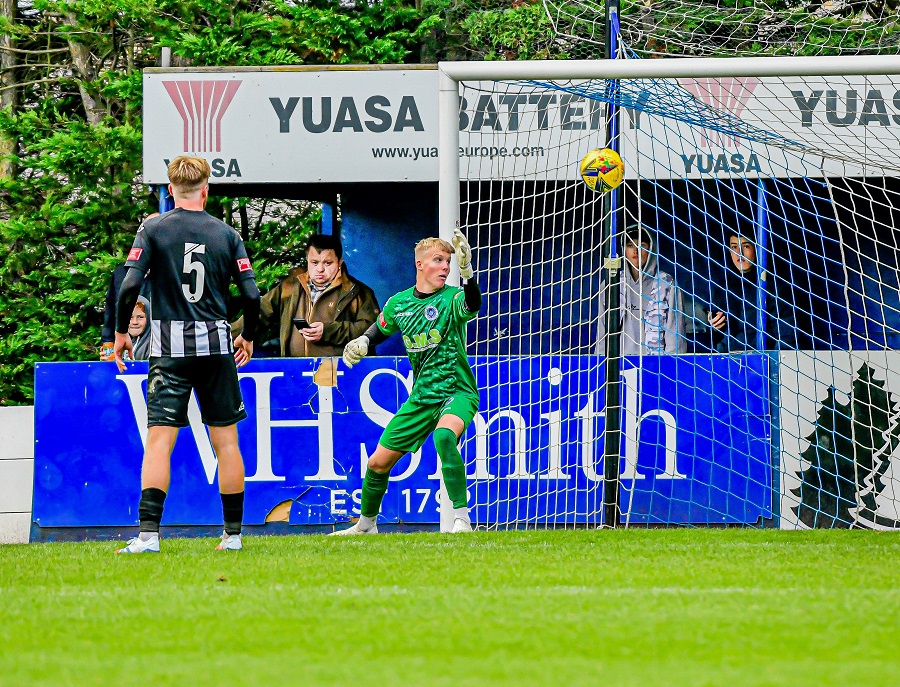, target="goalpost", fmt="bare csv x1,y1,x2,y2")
438,55,900,530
